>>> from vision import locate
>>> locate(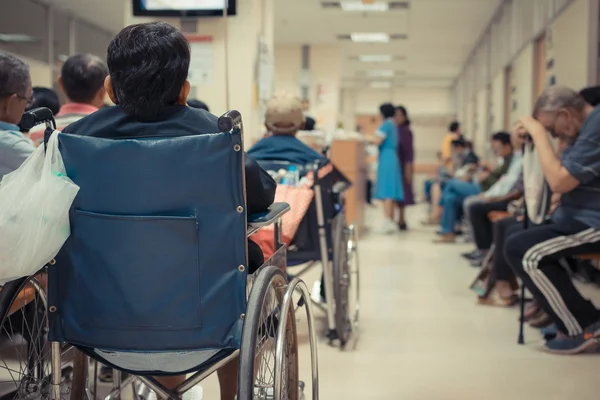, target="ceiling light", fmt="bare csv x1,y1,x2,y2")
341,1,389,12
350,33,389,43
366,70,394,78
358,55,393,63
0,34,38,43
369,81,392,89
